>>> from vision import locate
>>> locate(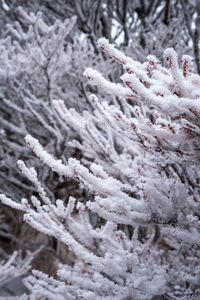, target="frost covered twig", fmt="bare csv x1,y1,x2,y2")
0,249,39,288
